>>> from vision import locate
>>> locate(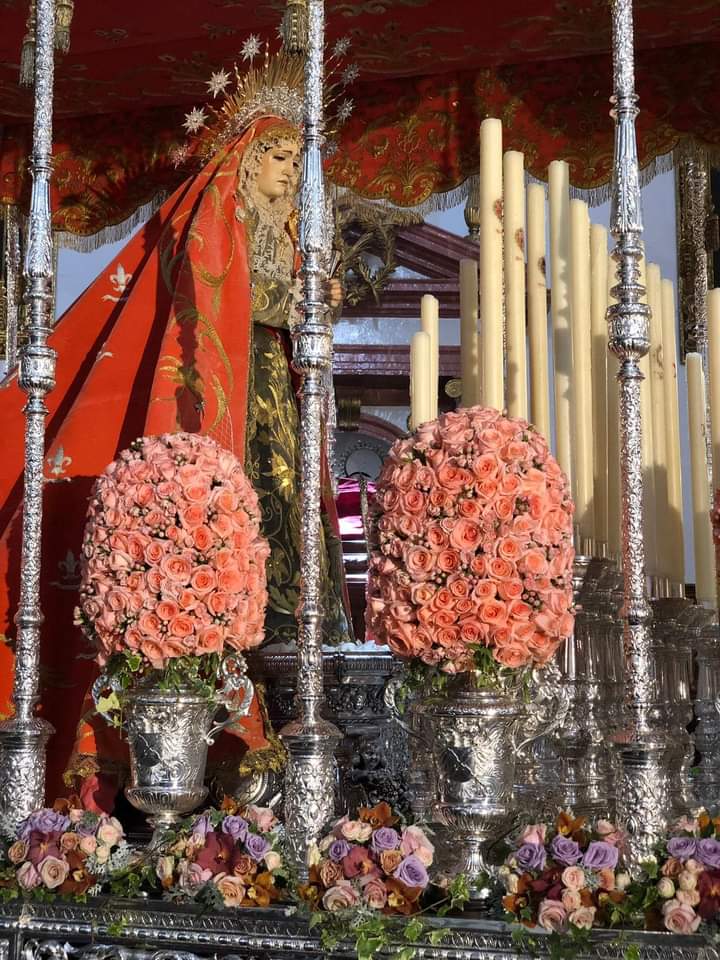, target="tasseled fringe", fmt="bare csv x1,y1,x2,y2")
332,177,479,222
19,0,36,87
19,0,74,87
281,0,308,56
54,193,166,252
54,0,75,55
